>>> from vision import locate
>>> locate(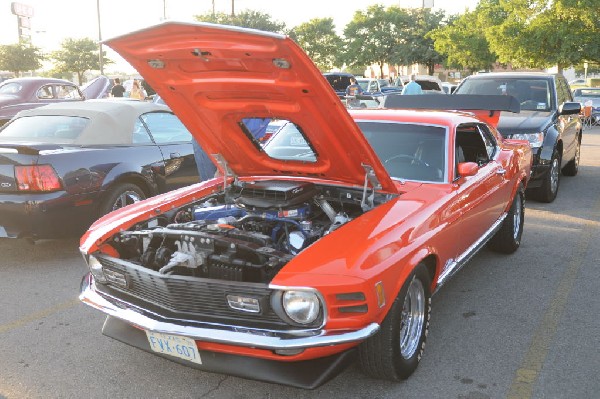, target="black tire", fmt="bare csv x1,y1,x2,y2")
534,148,560,203
359,263,431,381
489,185,525,254
562,135,580,177
99,183,145,216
